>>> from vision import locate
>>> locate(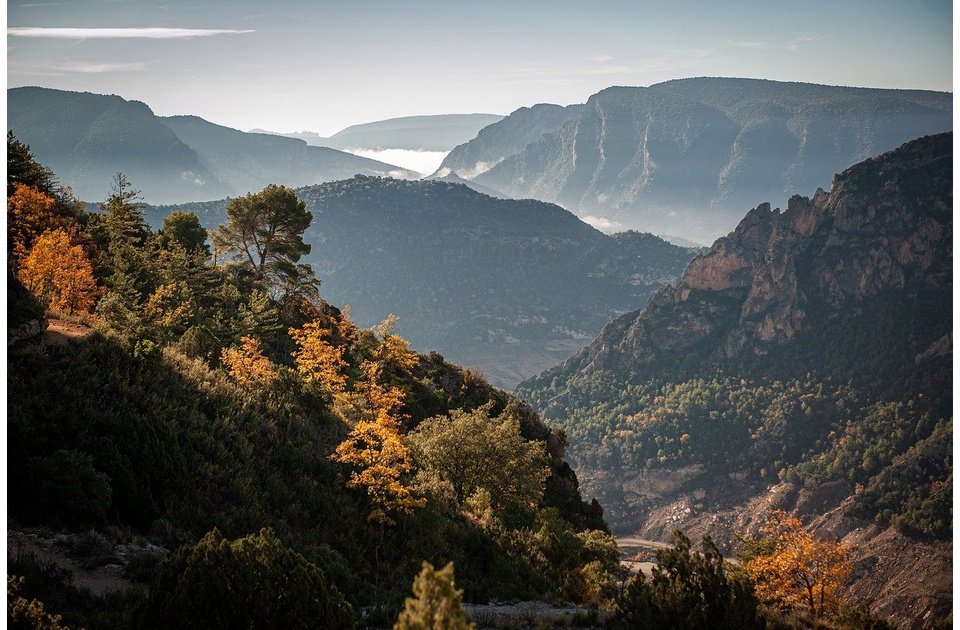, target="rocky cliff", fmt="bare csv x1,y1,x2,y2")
537,132,951,379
